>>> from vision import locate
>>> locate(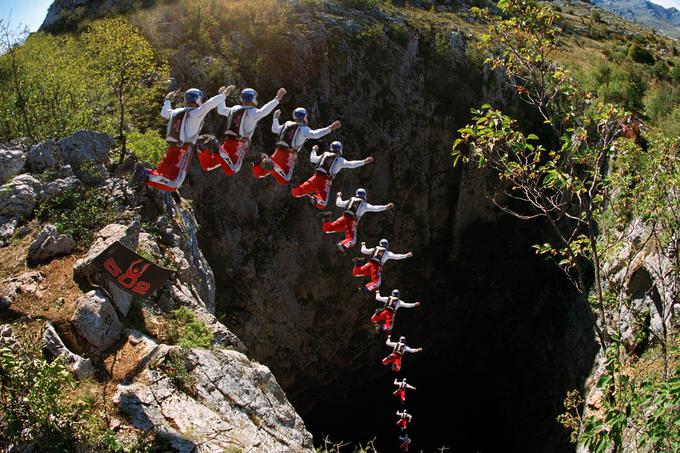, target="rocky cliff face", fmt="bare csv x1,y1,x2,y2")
0,130,313,451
